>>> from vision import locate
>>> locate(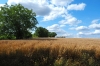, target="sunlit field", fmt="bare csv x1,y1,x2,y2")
0,38,100,66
